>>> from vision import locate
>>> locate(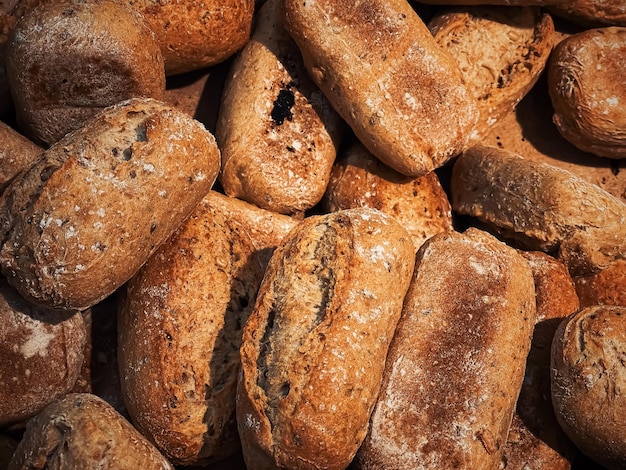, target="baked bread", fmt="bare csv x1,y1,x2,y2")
574,259,626,307
217,0,344,215
548,1,626,27
551,305,626,469
429,6,554,144
0,121,42,193
283,0,478,178
450,145,626,277
0,98,221,311
0,278,86,427
127,0,254,75
502,251,579,470
354,228,536,469
237,207,415,470
8,393,174,469
548,27,626,159
323,140,453,252
5,0,166,145
418,0,564,5
119,195,265,466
